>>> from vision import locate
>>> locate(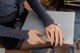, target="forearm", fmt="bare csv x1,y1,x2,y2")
27,0,54,27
